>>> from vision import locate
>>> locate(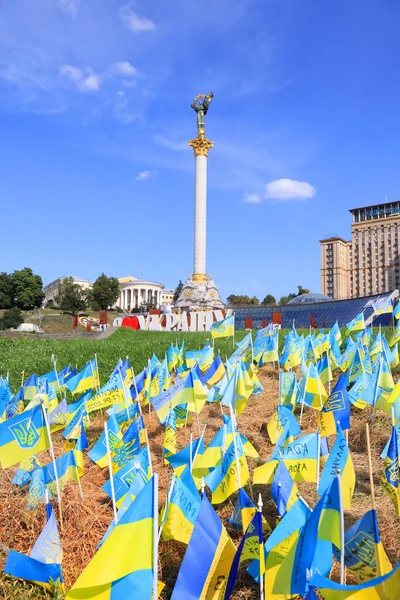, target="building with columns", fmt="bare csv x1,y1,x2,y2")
320,200,400,299
43,276,93,305
117,277,165,310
